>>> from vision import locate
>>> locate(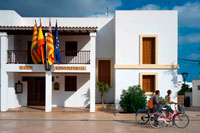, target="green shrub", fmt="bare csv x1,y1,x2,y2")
119,85,147,113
